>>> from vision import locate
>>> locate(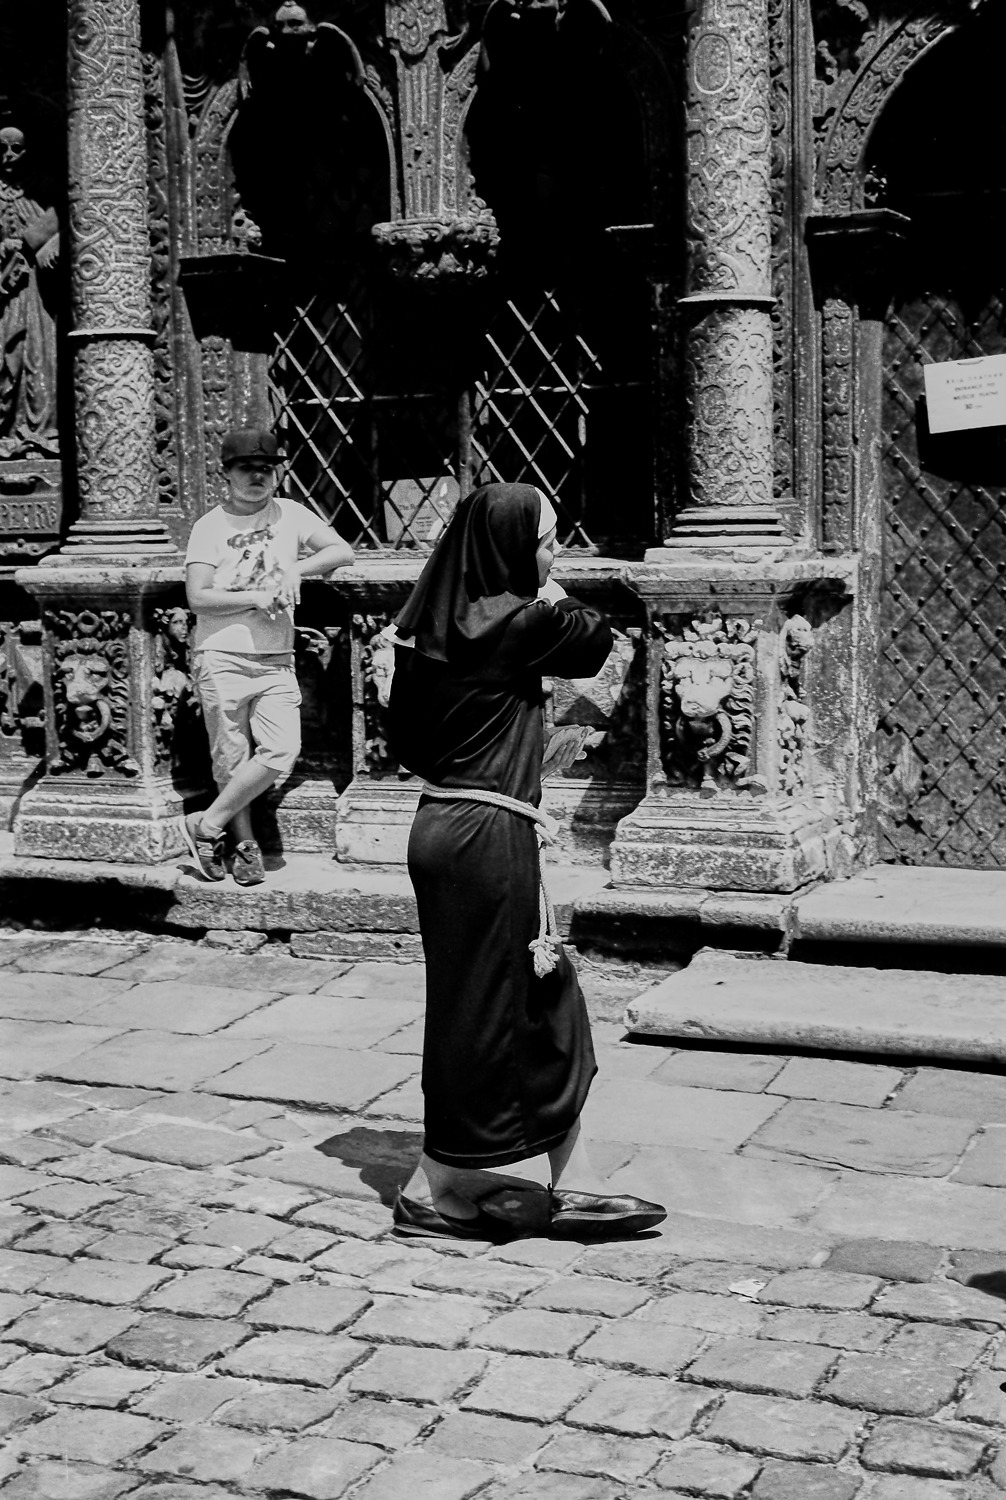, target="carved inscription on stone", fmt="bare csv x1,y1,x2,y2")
46,608,138,778
659,615,763,796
